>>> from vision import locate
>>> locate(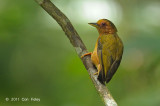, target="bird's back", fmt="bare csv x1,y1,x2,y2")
97,33,123,83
